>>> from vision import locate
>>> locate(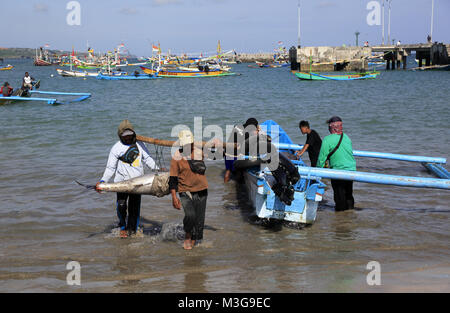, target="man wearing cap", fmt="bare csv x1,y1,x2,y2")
317,116,356,211
224,118,260,183
96,119,159,238
169,130,208,250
